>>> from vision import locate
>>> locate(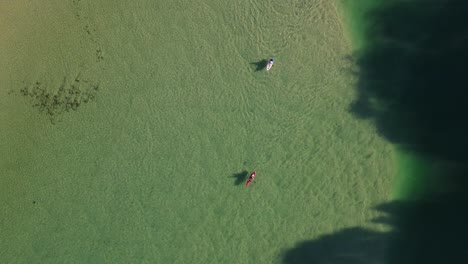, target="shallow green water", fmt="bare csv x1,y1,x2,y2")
1,0,394,263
